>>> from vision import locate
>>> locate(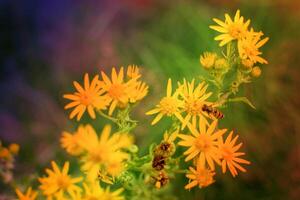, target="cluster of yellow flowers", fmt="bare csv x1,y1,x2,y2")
63,65,148,121
13,10,268,199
